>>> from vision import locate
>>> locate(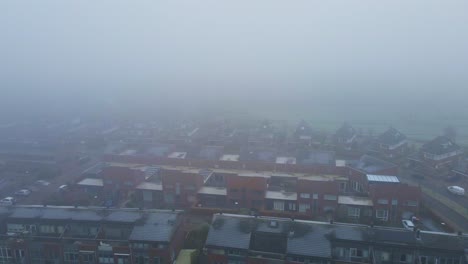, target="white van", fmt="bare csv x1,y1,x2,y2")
447,186,465,196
